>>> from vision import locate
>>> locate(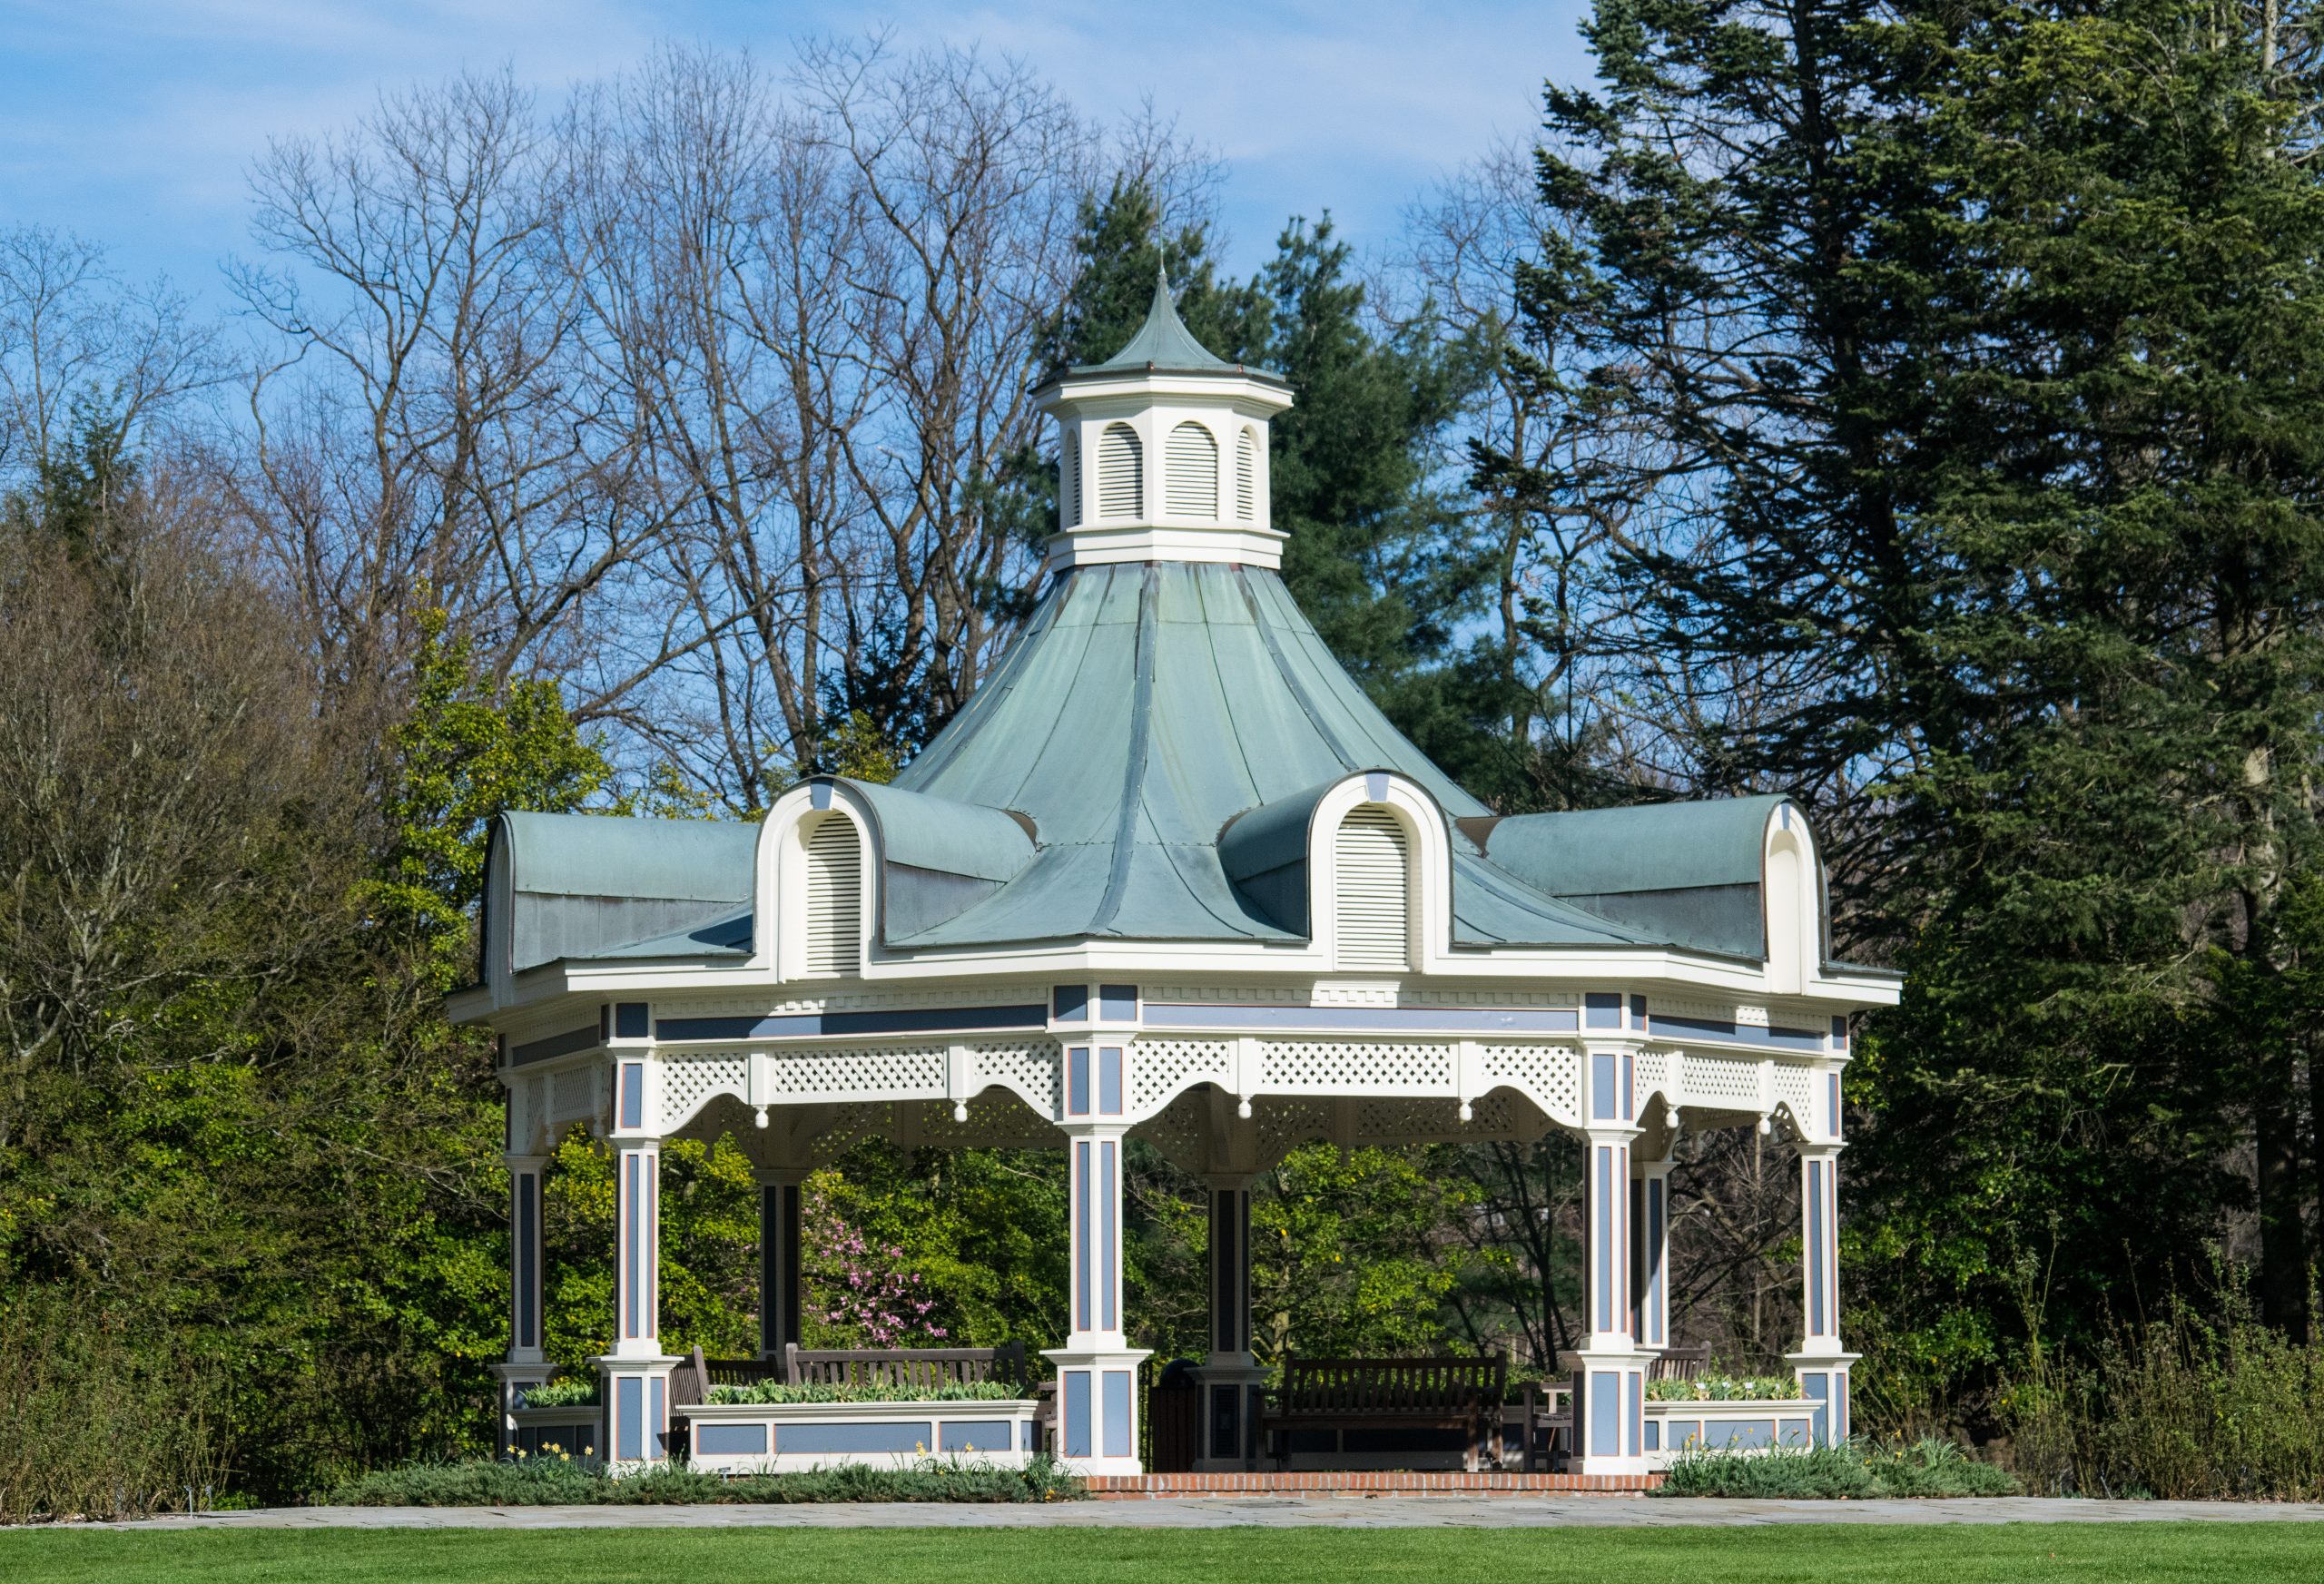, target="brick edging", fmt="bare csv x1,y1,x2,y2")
1084,1471,1662,1498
